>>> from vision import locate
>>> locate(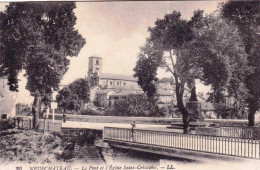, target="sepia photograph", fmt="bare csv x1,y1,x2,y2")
0,1,260,169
